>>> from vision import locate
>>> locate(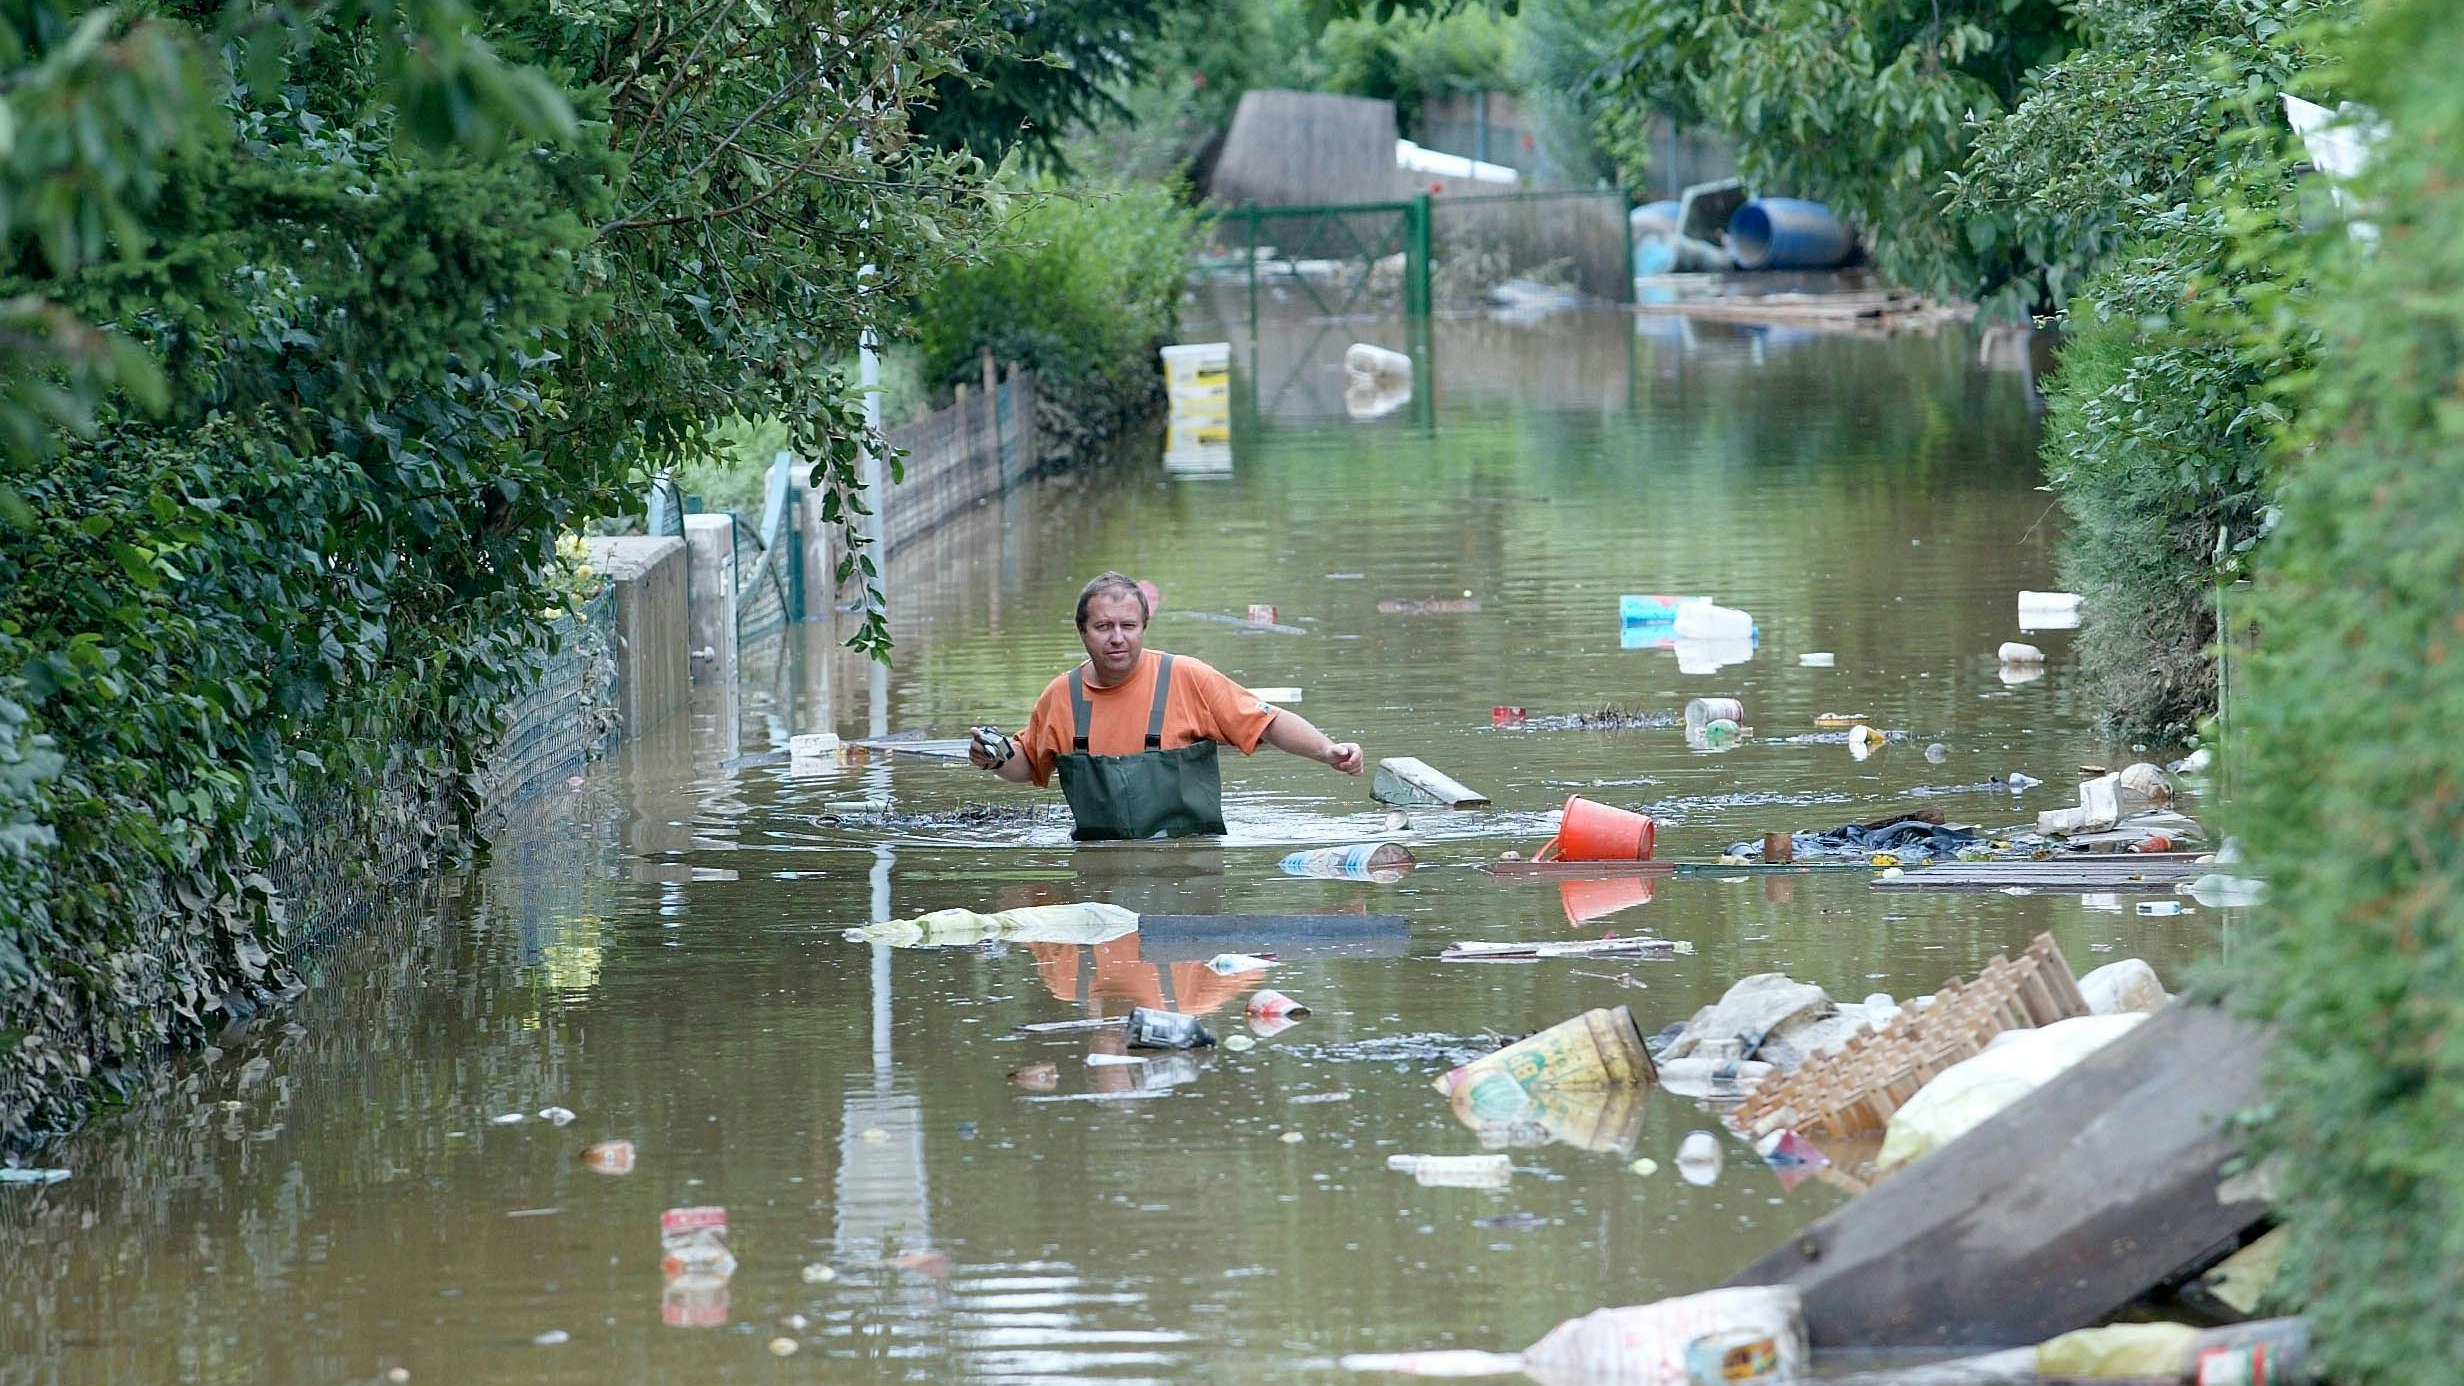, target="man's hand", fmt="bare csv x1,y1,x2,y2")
969,726,1016,771
1326,741,1365,775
